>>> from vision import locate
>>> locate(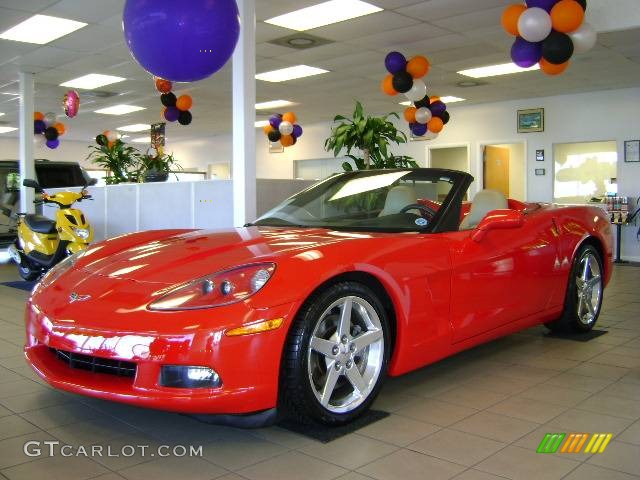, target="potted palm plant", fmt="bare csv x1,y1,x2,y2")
86,136,141,184
325,101,418,171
